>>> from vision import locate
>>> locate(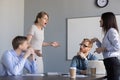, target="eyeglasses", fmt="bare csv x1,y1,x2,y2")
80,43,89,48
